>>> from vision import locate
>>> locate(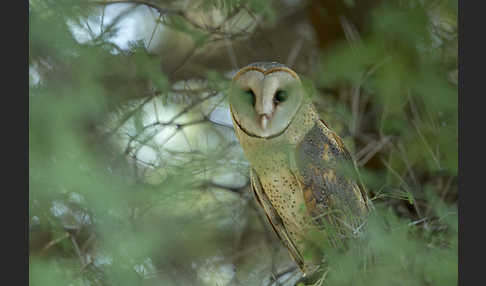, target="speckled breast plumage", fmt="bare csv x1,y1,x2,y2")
231,101,320,253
